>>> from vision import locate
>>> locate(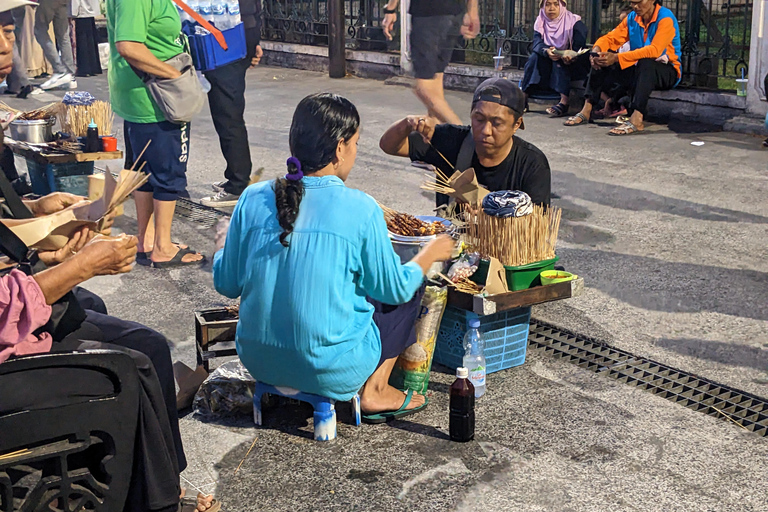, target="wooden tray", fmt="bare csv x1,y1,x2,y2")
447,278,584,315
